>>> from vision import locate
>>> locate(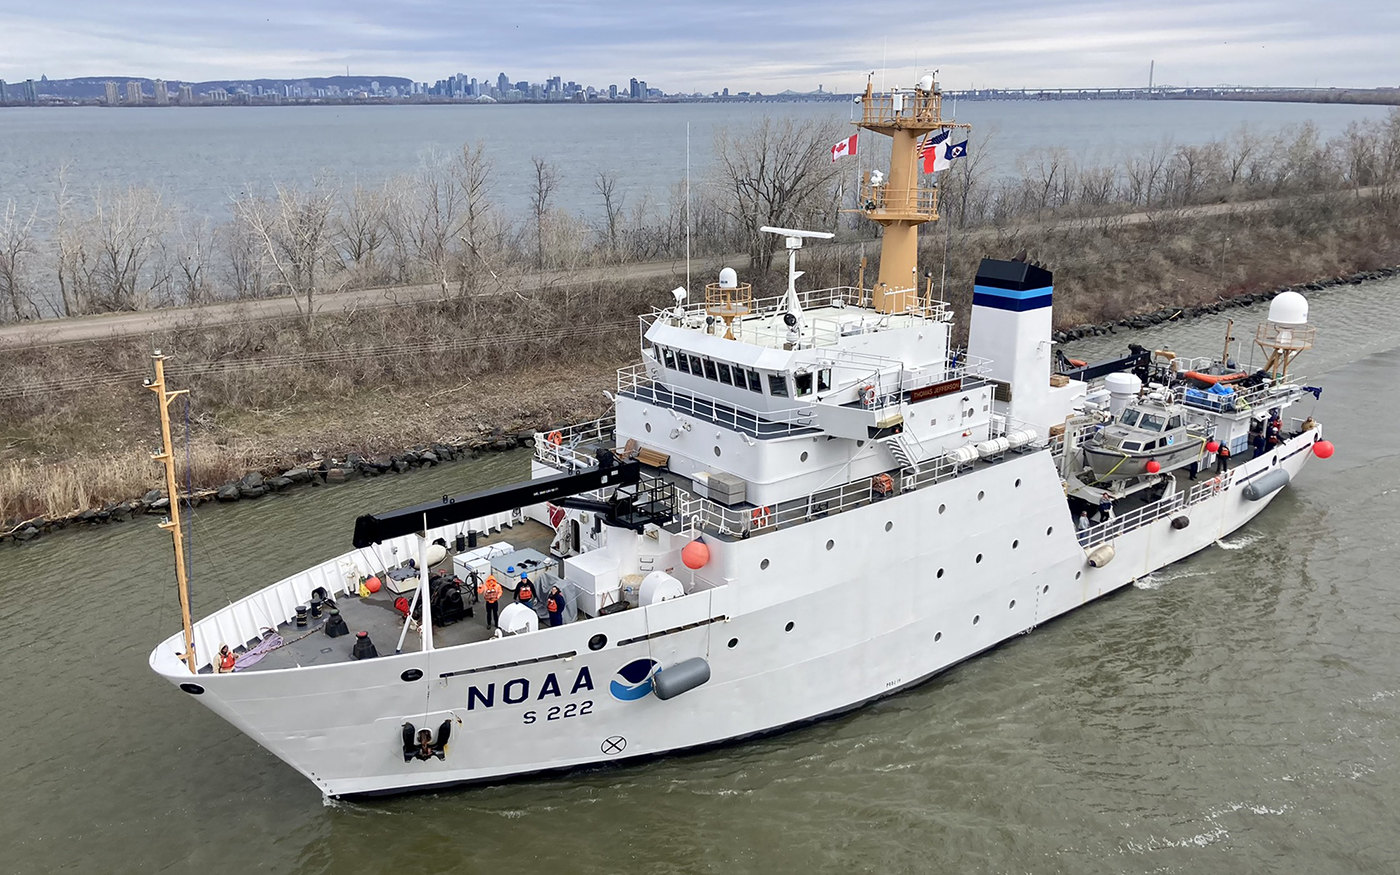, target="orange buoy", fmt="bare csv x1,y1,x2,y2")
364,575,382,594
1312,440,1335,459
681,539,710,569
1145,460,1161,474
